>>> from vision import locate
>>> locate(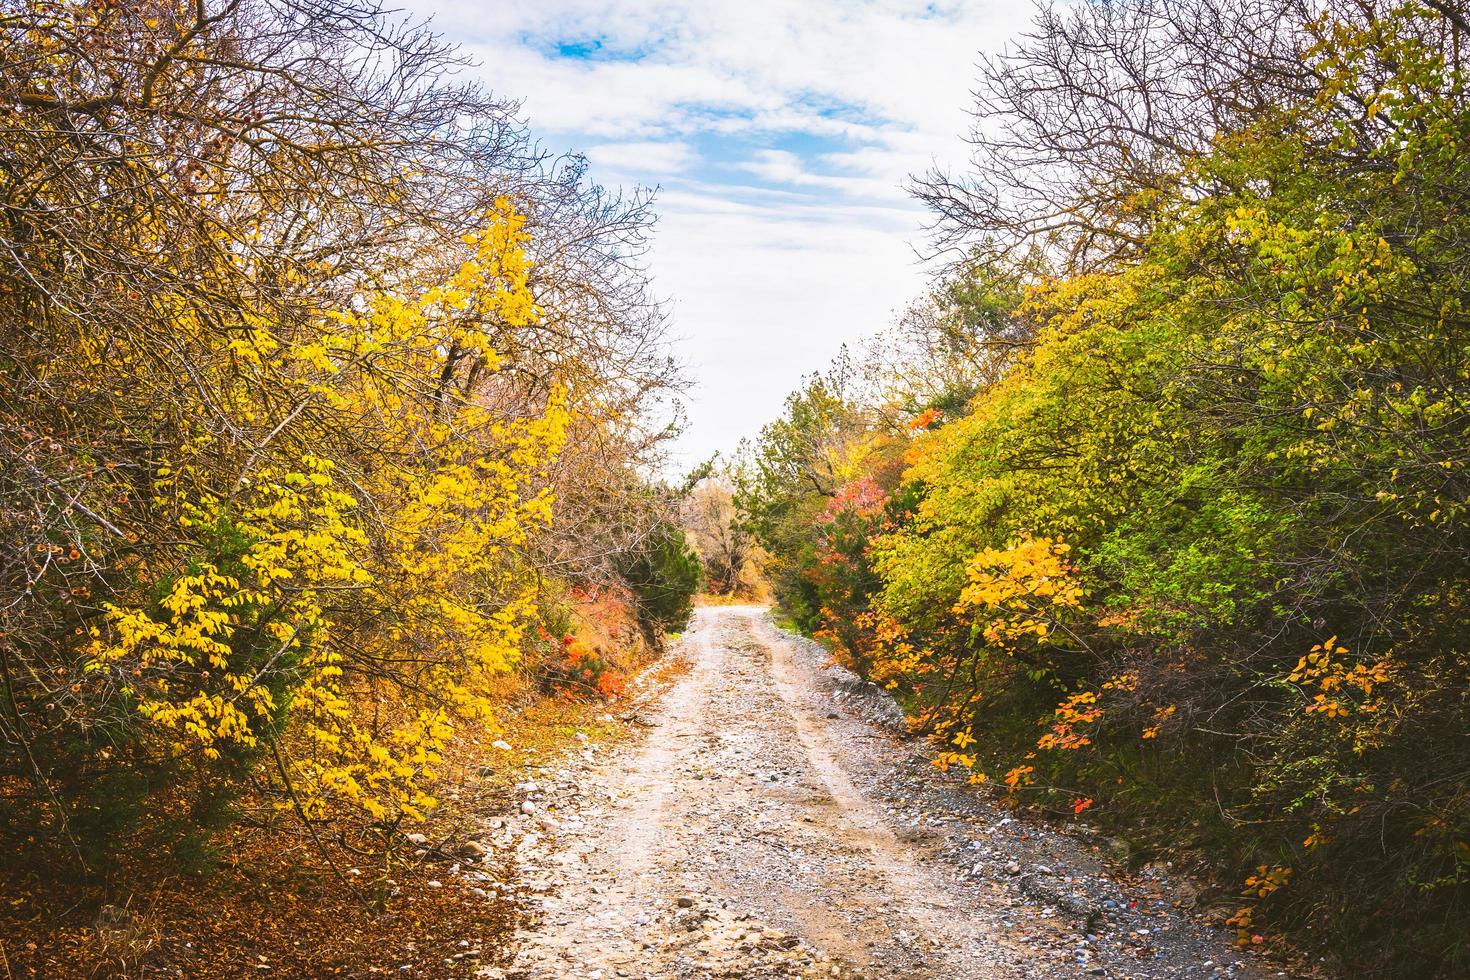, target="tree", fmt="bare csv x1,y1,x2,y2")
680,476,755,597
0,0,681,873
617,521,701,636
754,2,1470,972
913,0,1330,270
